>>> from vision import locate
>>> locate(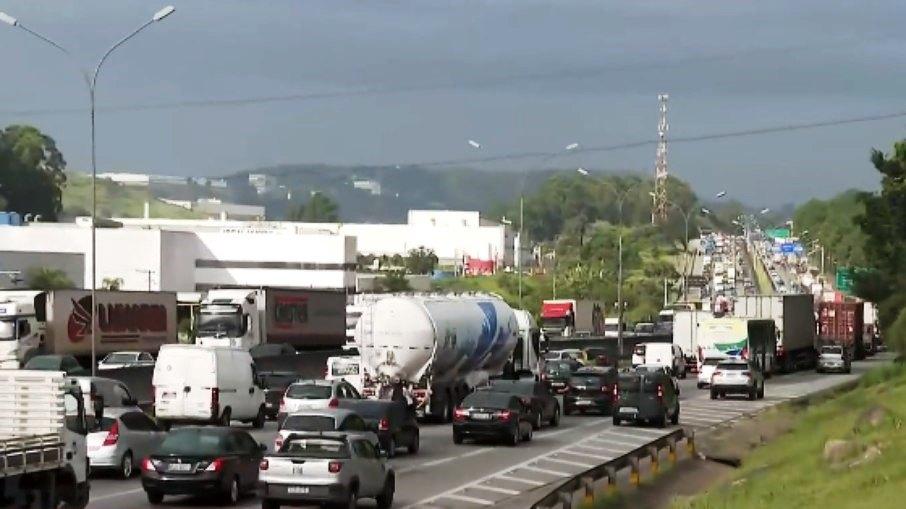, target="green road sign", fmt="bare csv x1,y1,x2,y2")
766,228,791,239
836,267,854,293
